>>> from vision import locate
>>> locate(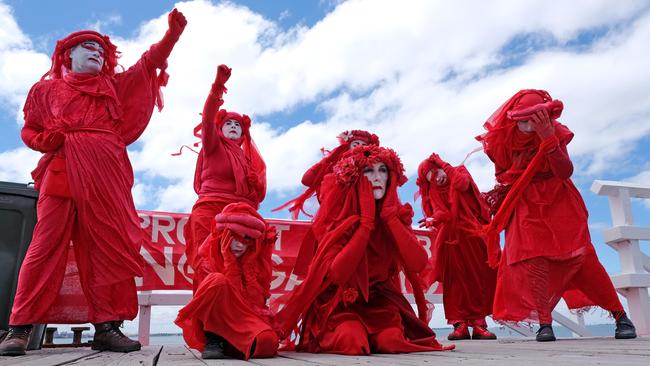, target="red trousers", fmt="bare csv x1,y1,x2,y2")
10,195,137,325
493,245,623,324
175,273,277,360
